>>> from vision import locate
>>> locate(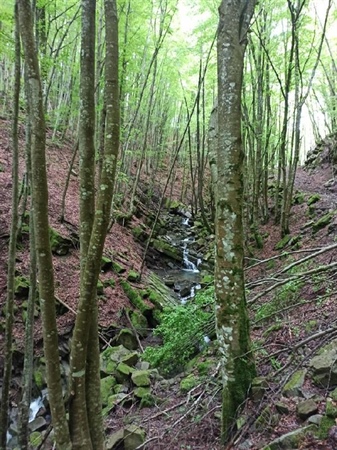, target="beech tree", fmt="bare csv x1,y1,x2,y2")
215,0,256,441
